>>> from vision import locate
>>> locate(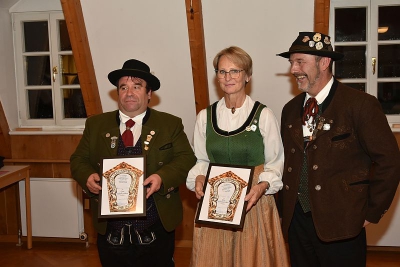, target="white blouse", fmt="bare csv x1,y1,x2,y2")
186,95,284,195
